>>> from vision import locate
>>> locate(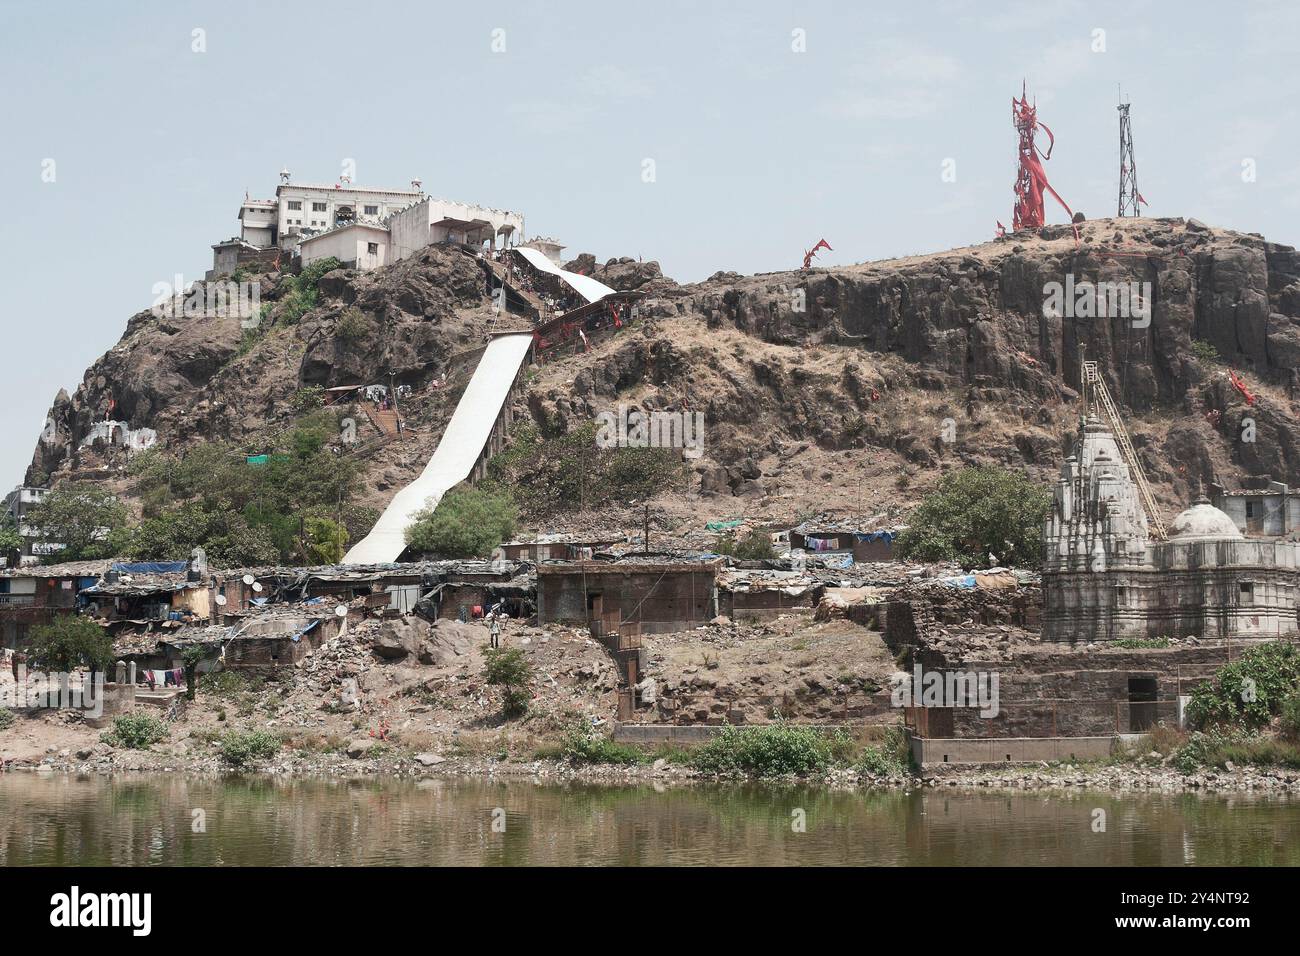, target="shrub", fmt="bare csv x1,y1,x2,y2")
102,713,170,750
1185,641,1300,731
218,729,283,767
713,532,776,560
290,386,324,413
1113,637,1170,649
559,720,646,765
405,485,517,558
483,647,532,719
335,308,376,343
271,257,341,326
1171,728,1300,773
1280,692,1300,742
1190,339,1221,364
857,726,912,776
199,671,258,698
690,723,842,777
0,707,14,731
